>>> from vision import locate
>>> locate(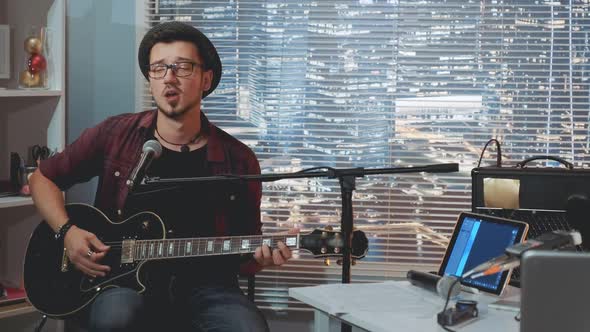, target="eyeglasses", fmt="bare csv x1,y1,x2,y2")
148,62,203,79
